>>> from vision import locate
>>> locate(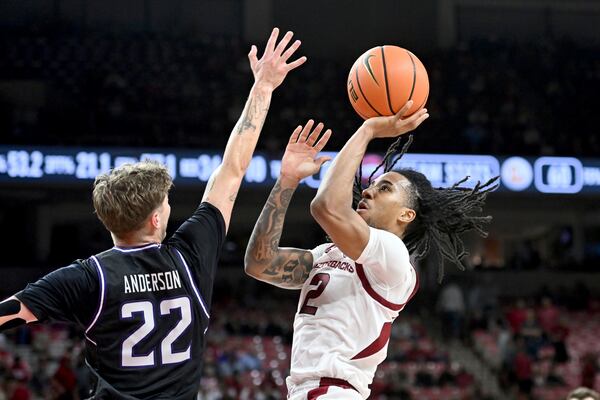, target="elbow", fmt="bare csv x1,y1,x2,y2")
310,196,332,221
220,161,247,181
227,165,247,181
243,256,255,277
243,254,261,279
311,197,351,228
233,159,250,178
